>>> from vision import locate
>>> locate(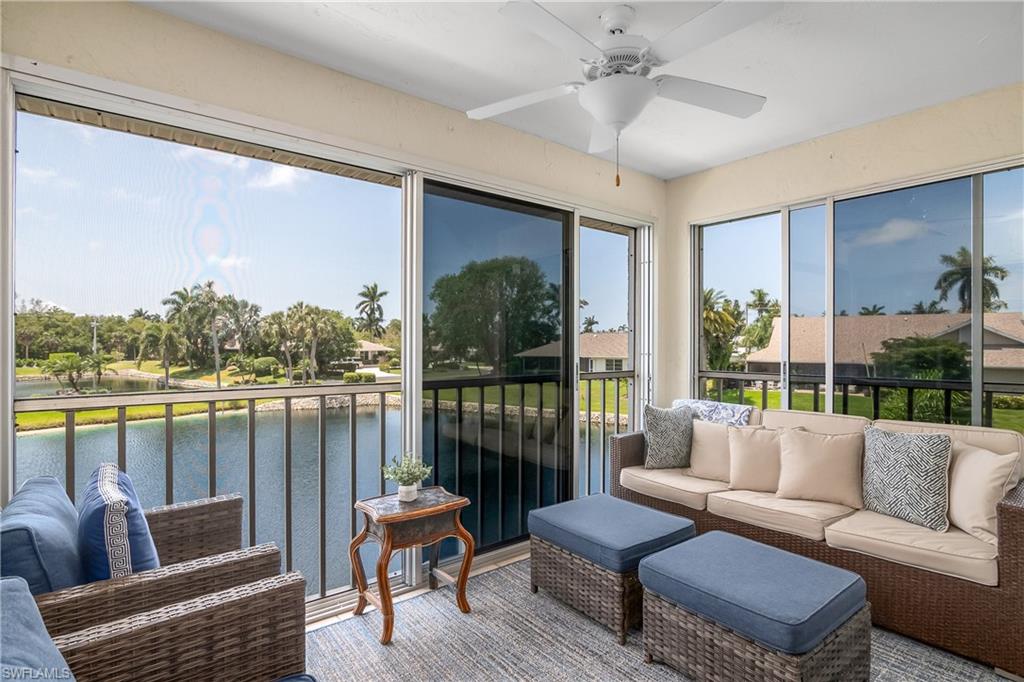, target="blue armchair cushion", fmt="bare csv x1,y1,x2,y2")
528,494,695,573
0,576,75,680
639,531,866,655
78,463,160,582
0,476,82,595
